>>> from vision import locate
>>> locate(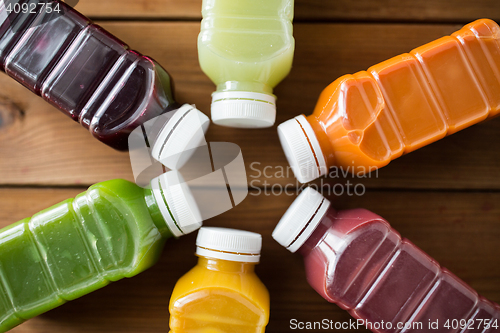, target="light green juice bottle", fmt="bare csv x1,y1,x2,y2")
198,0,295,128
0,174,201,332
